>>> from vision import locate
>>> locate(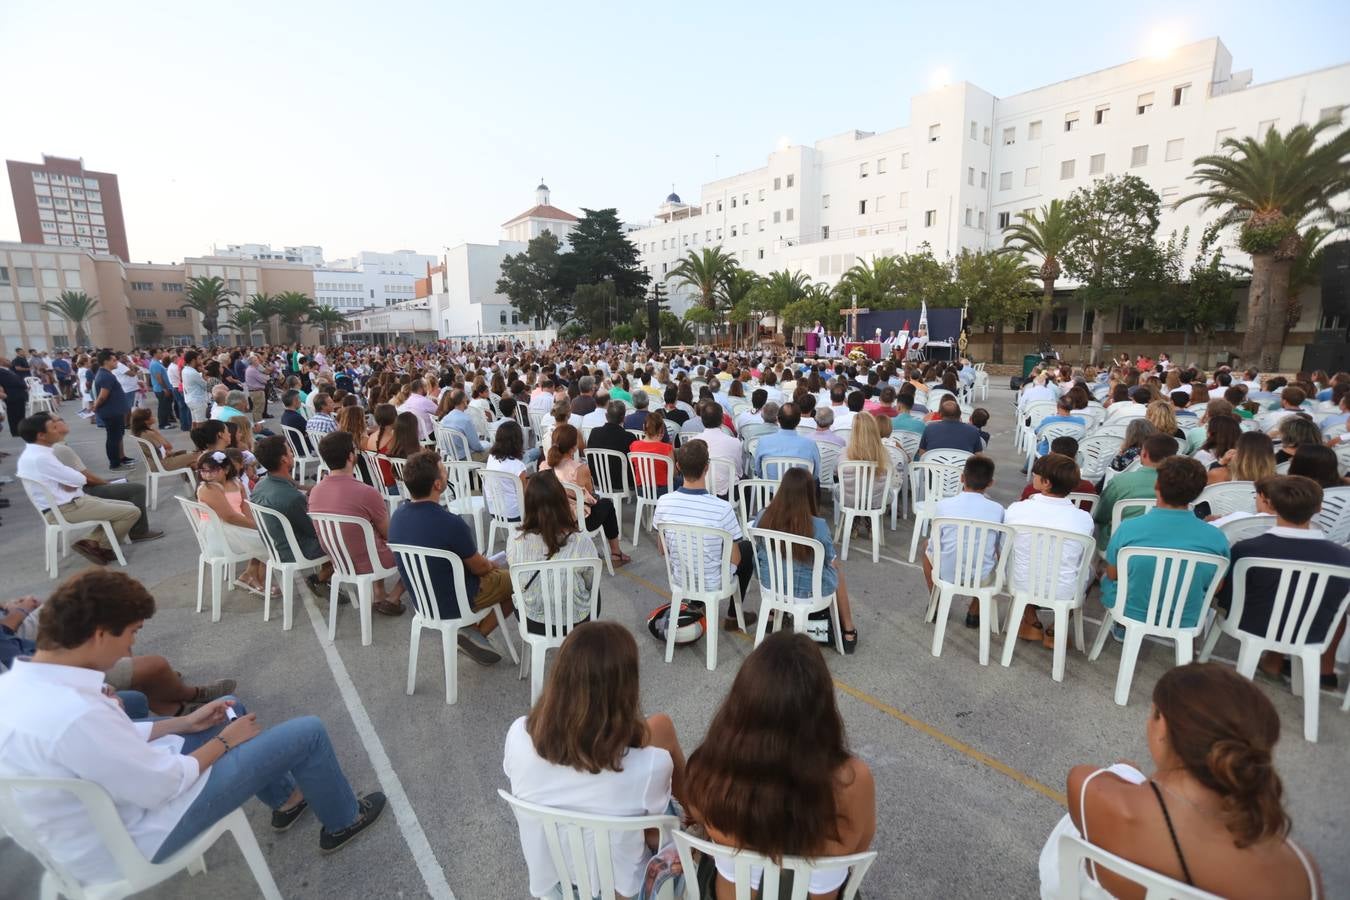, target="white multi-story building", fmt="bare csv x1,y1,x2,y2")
208,243,326,267
629,37,1350,324
325,249,438,277
313,250,436,312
